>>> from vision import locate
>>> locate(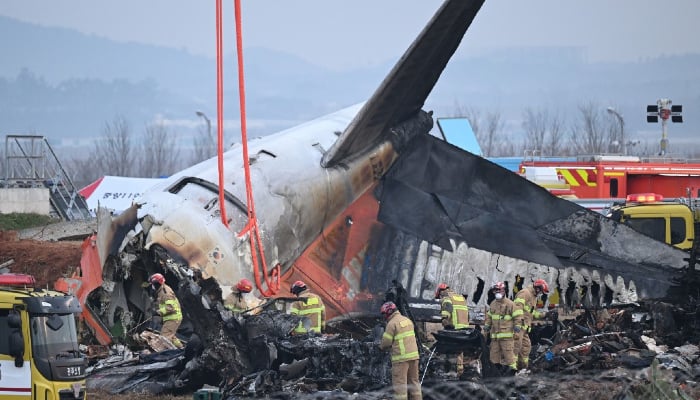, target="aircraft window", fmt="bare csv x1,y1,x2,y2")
0,309,9,354
609,179,618,198
175,183,248,232
670,217,687,245
626,217,666,243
